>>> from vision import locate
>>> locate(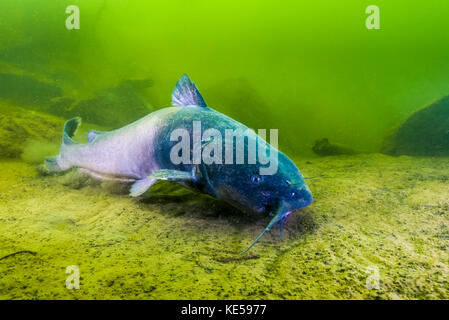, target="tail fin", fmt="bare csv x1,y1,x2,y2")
62,117,81,145
44,117,82,172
